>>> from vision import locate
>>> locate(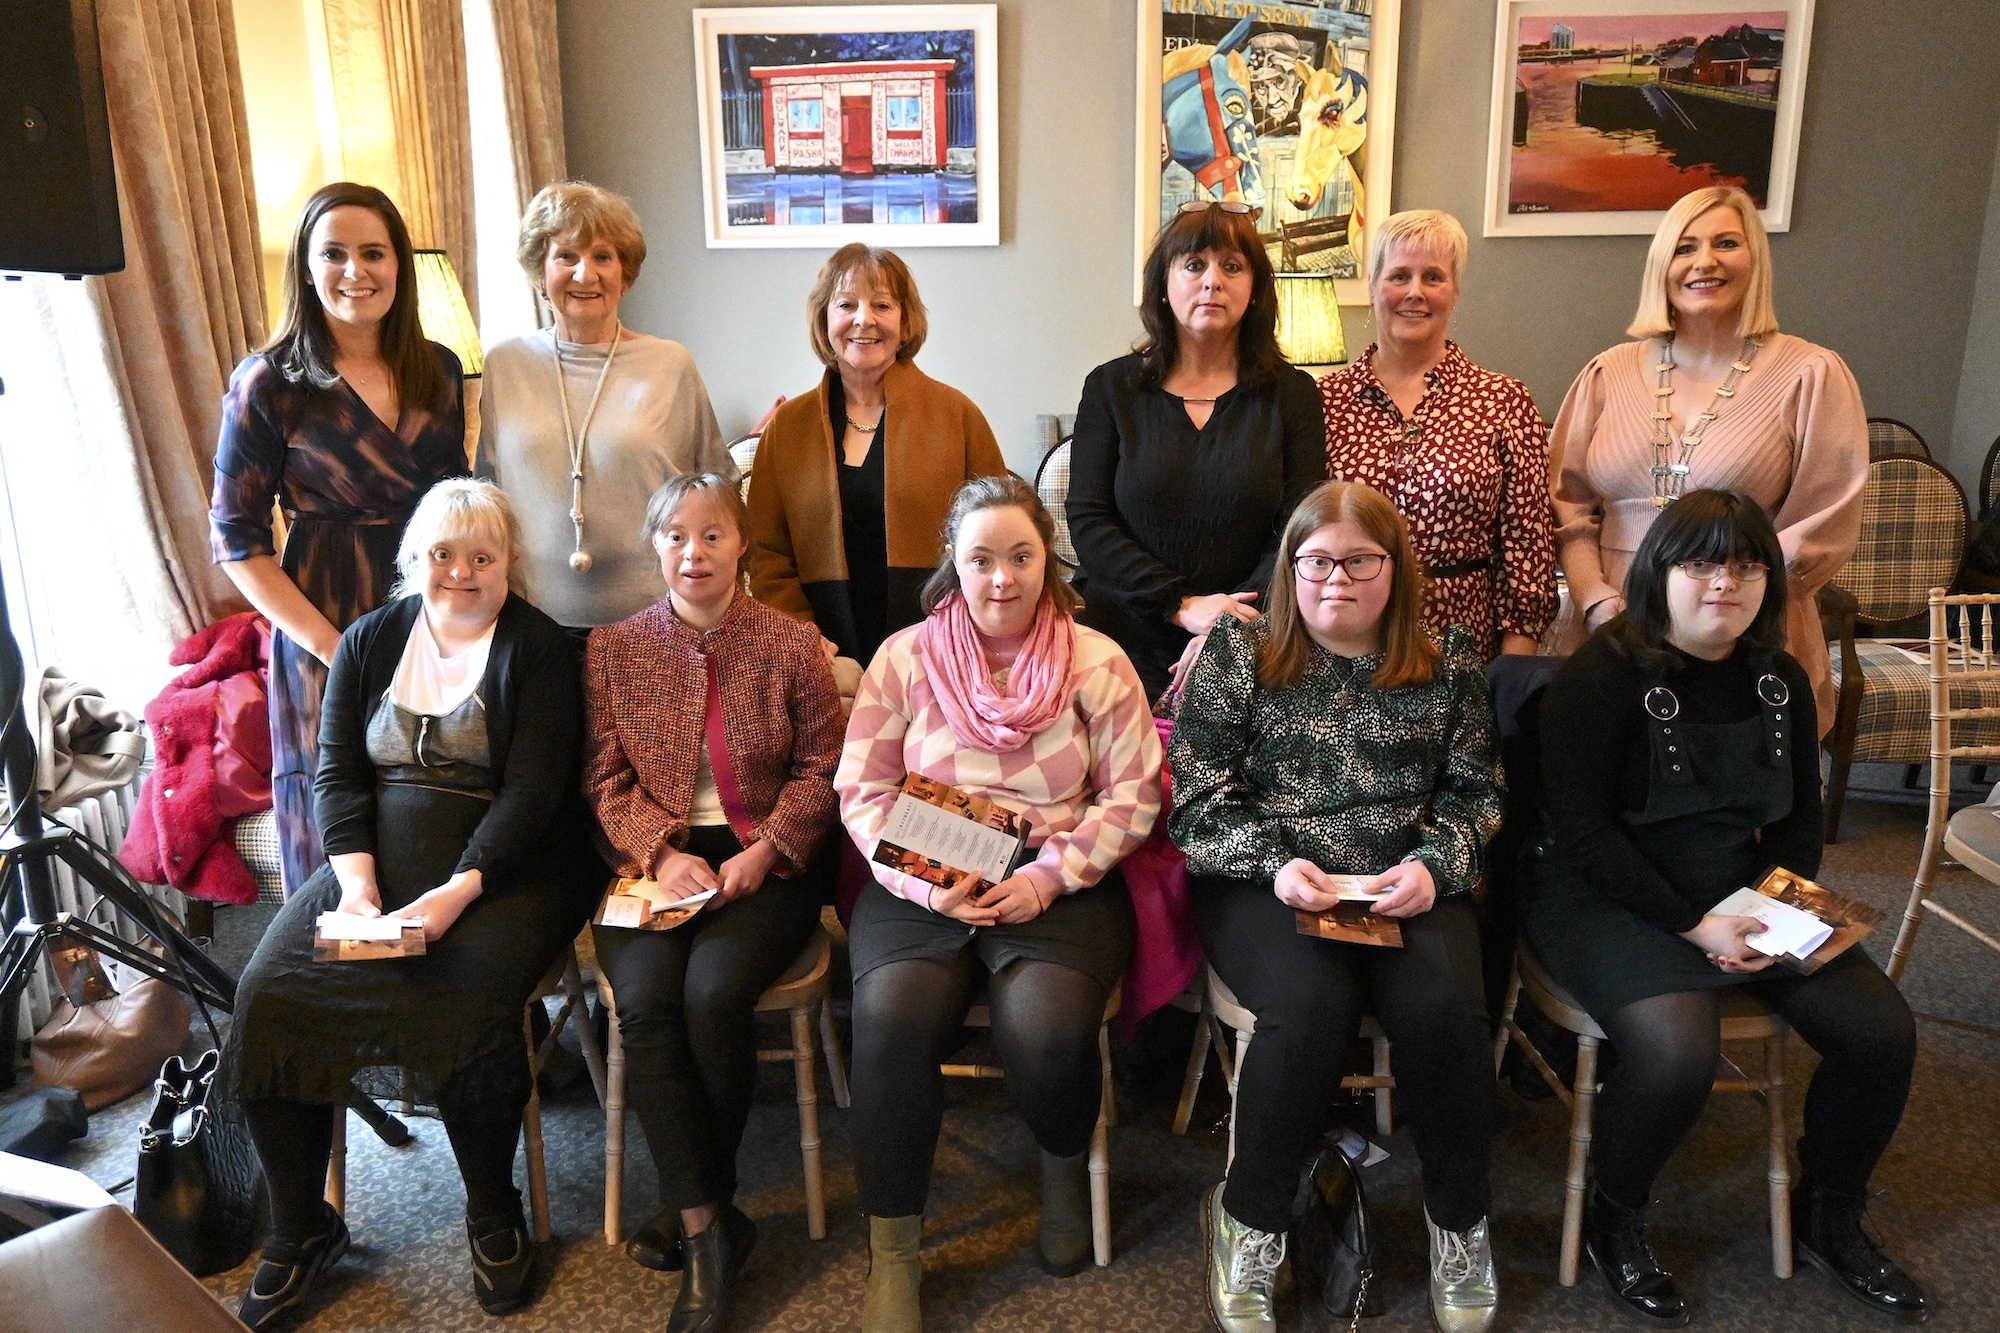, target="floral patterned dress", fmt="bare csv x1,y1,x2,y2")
209,347,466,895
1319,343,1557,658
